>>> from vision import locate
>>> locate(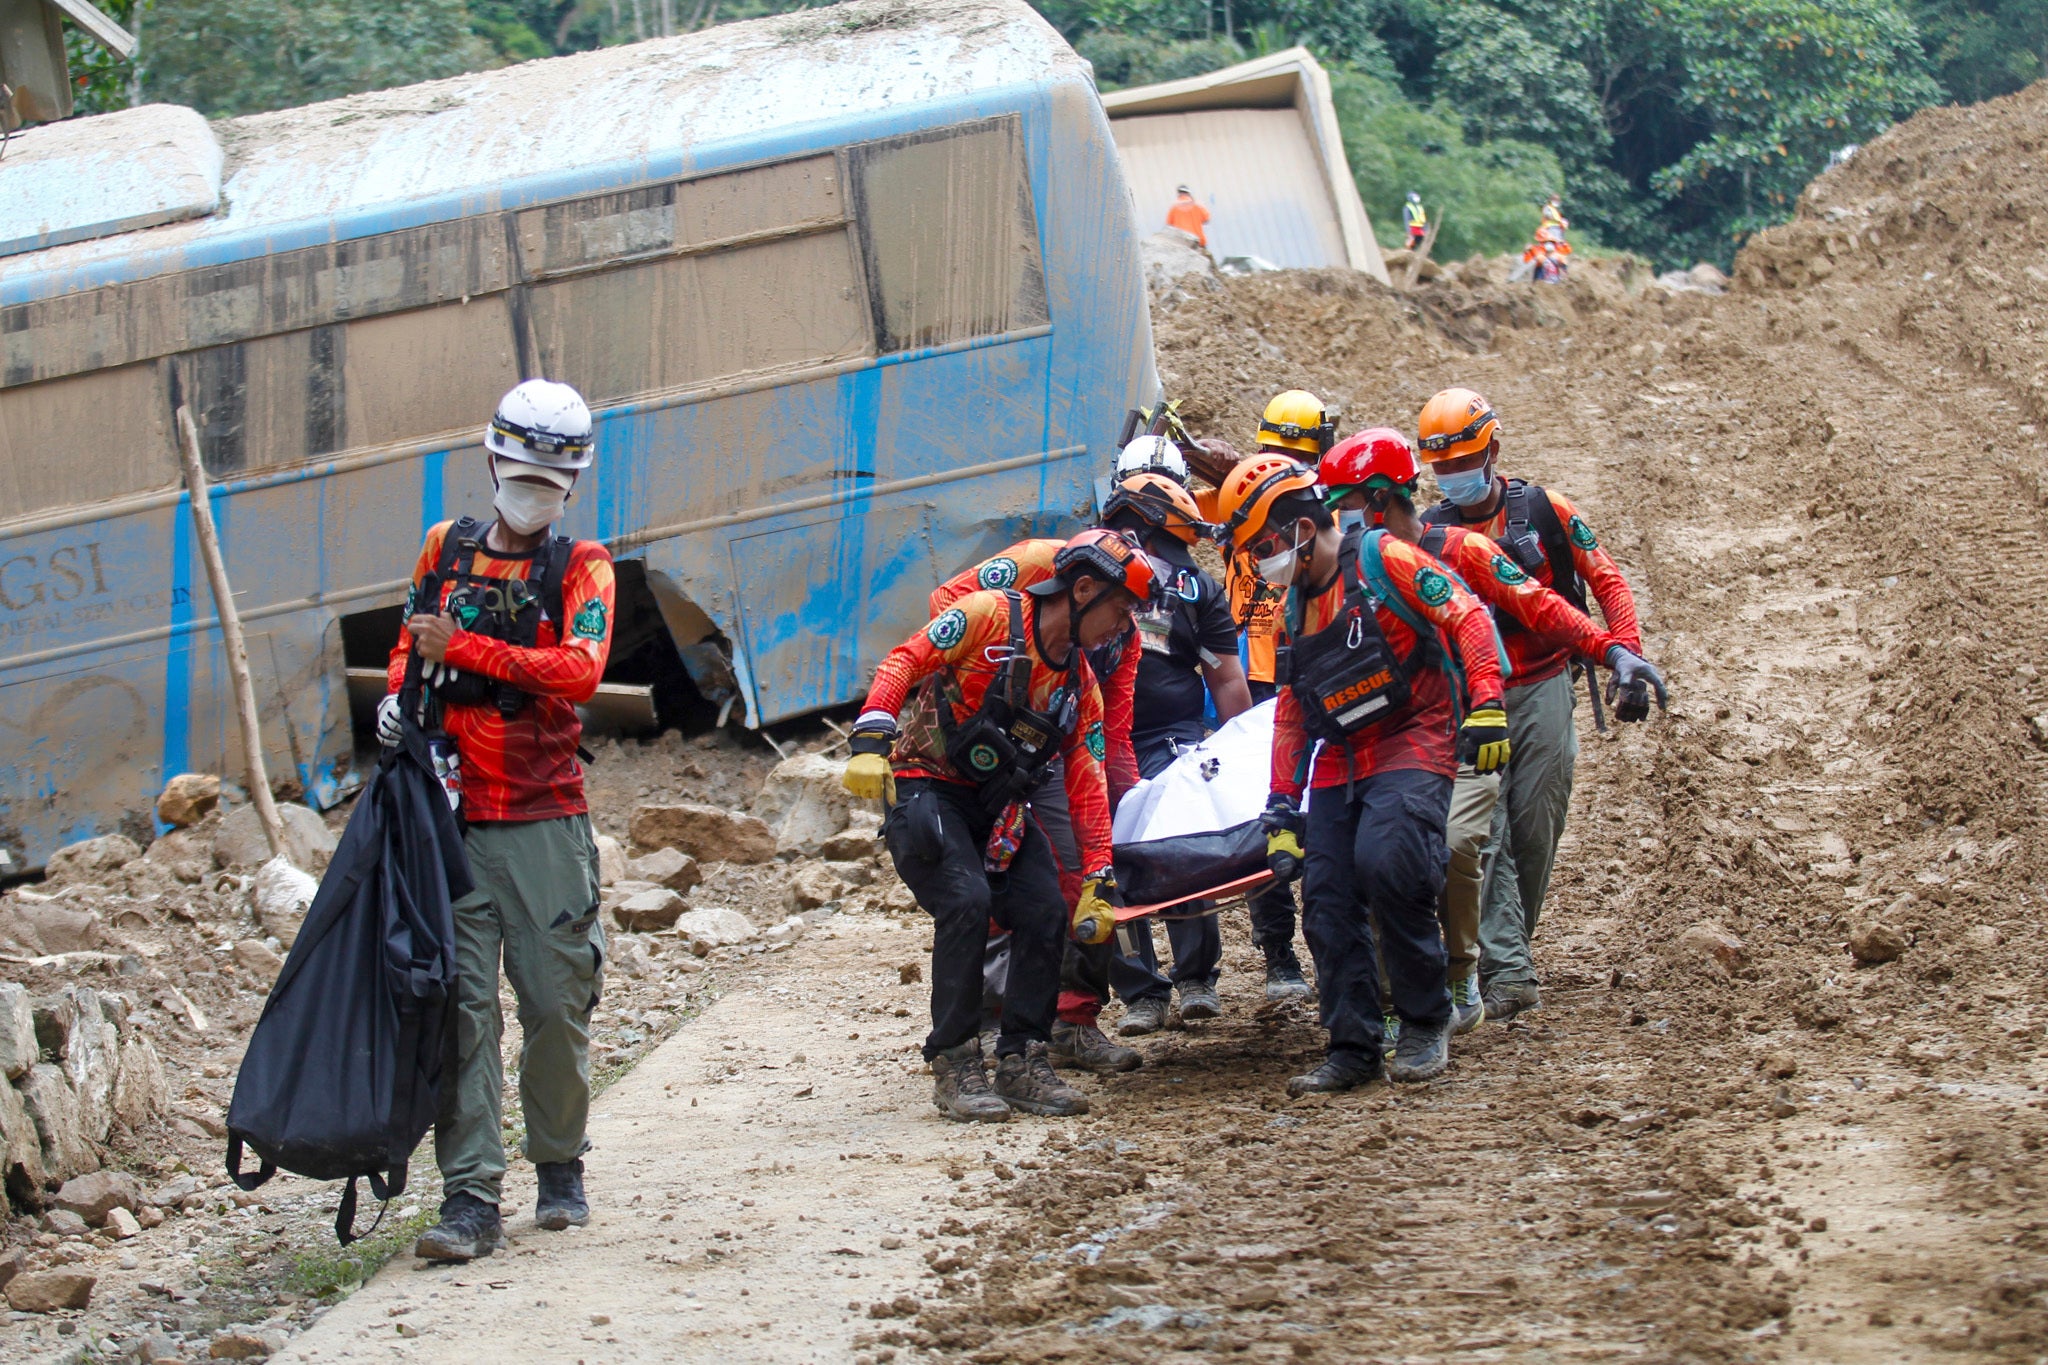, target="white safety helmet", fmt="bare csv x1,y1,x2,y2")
1115,434,1189,485
486,380,594,486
